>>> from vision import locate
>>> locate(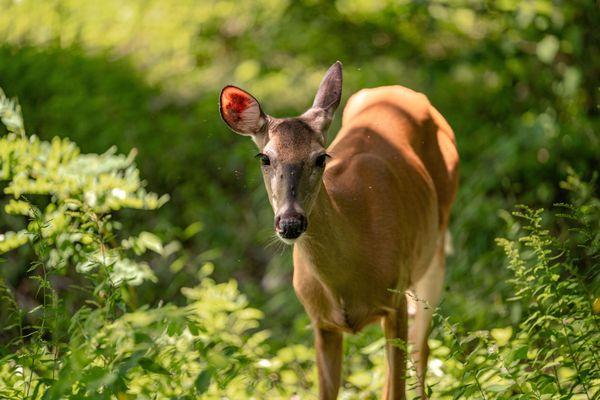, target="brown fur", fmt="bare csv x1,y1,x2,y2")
293,86,458,399
295,85,458,329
